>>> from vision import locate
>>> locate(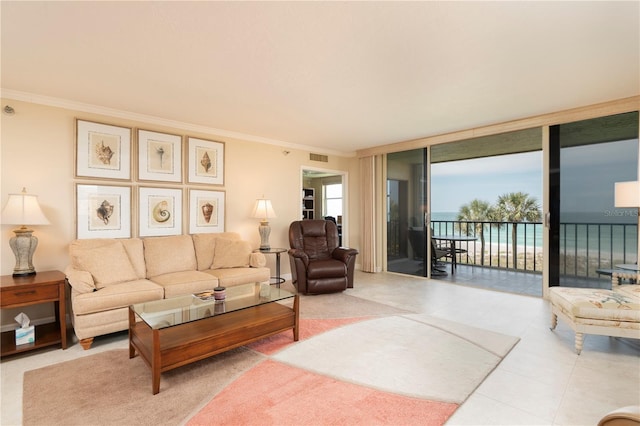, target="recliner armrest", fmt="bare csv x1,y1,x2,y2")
288,248,310,268
332,247,359,263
